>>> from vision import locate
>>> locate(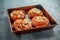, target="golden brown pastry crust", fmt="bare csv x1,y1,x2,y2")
13,19,23,30
32,16,49,27
28,8,43,18
10,10,25,20
13,19,32,31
